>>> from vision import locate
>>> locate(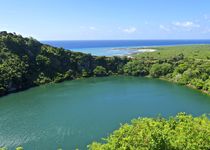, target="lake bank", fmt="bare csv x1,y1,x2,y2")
0,76,210,149
1,32,210,97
